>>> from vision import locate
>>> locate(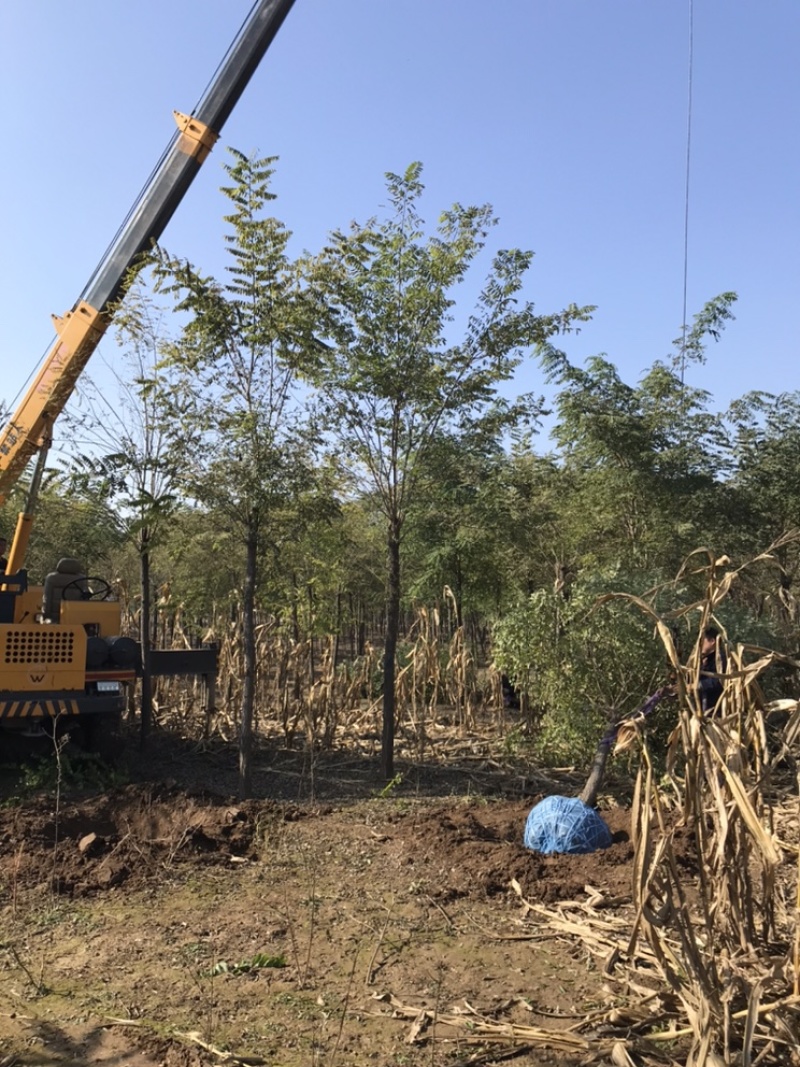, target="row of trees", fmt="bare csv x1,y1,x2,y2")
3,150,797,793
